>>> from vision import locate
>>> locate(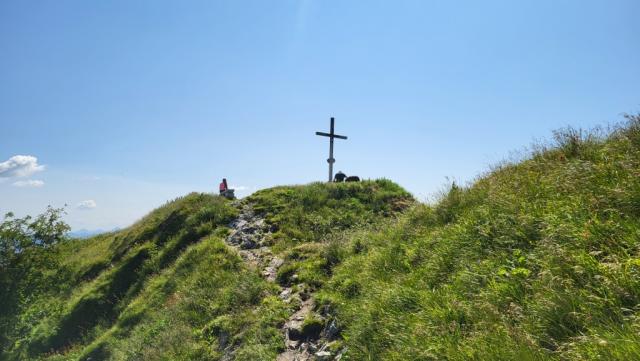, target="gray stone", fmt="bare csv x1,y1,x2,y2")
323,319,340,339
287,320,304,341
279,288,292,300
315,351,332,360
239,236,258,249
